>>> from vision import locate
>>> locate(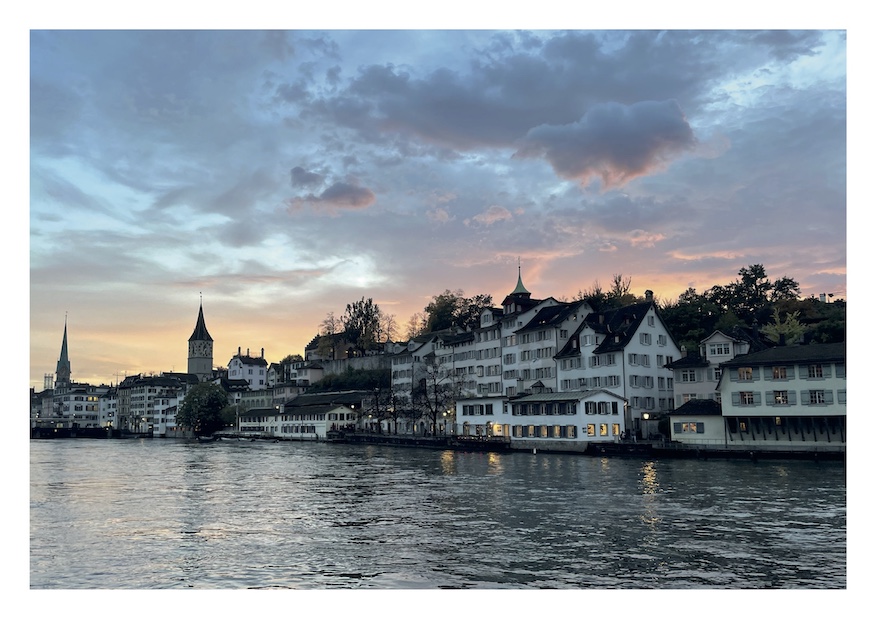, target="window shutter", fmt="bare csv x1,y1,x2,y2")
766,391,774,406
835,364,845,378
697,424,705,434
824,391,834,405
752,367,761,380
732,392,741,406
823,365,833,378
788,391,797,405
673,422,682,433
787,366,795,379
838,389,846,404
753,392,762,405
801,390,810,405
